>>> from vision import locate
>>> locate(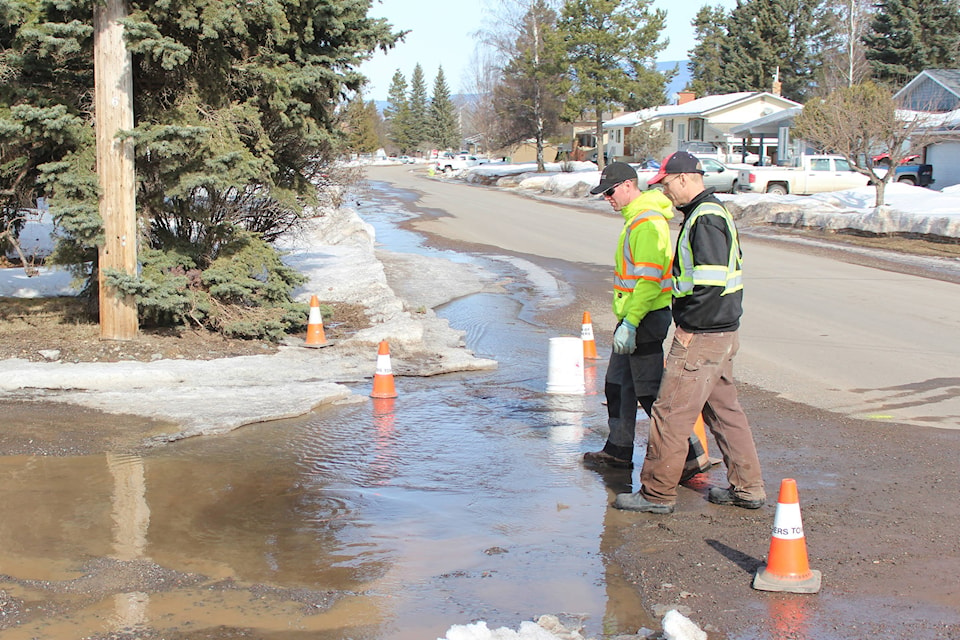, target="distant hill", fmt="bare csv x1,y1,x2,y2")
373,61,692,113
